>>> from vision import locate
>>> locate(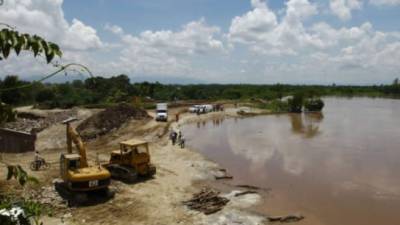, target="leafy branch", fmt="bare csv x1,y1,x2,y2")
0,28,62,63
0,155,38,187
6,165,39,186
1,196,49,225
